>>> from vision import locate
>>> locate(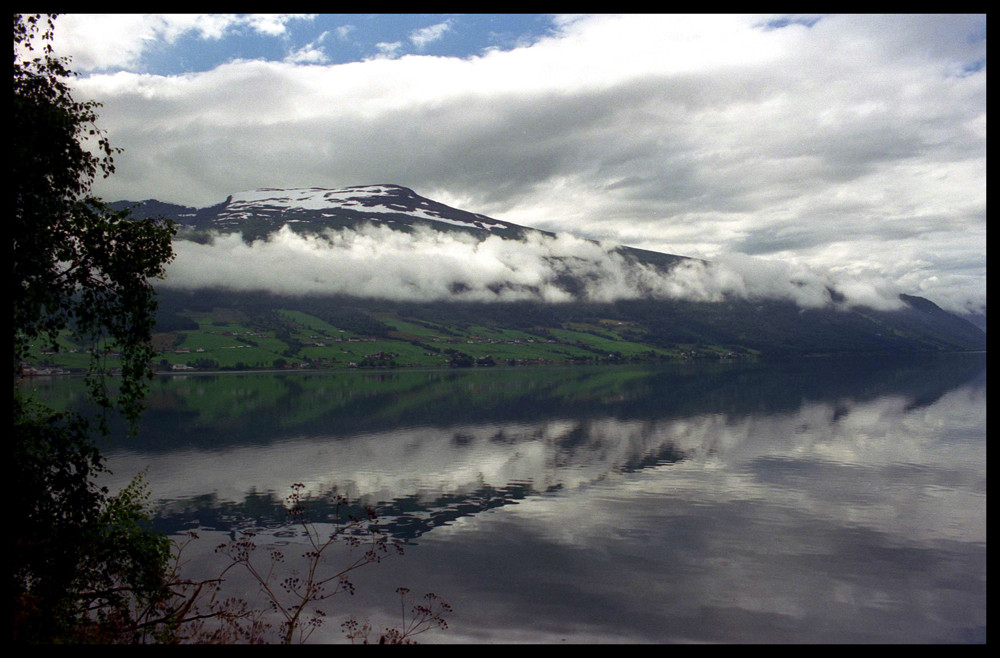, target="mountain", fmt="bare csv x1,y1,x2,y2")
111,185,986,359
111,184,686,270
